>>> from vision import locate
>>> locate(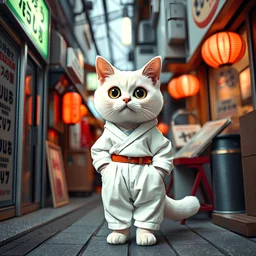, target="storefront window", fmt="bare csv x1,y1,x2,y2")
22,57,41,207
209,27,253,133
